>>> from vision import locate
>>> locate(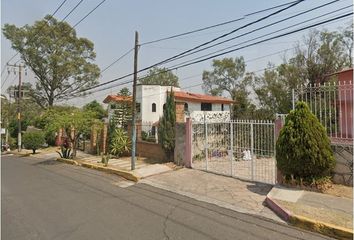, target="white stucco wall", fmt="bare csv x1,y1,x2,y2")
135,85,231,123
136,85,180,123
